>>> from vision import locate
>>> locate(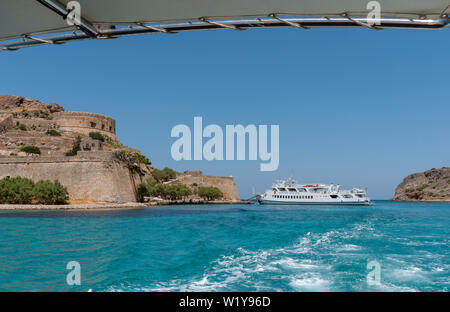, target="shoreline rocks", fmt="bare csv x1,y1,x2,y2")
0,200,253,211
